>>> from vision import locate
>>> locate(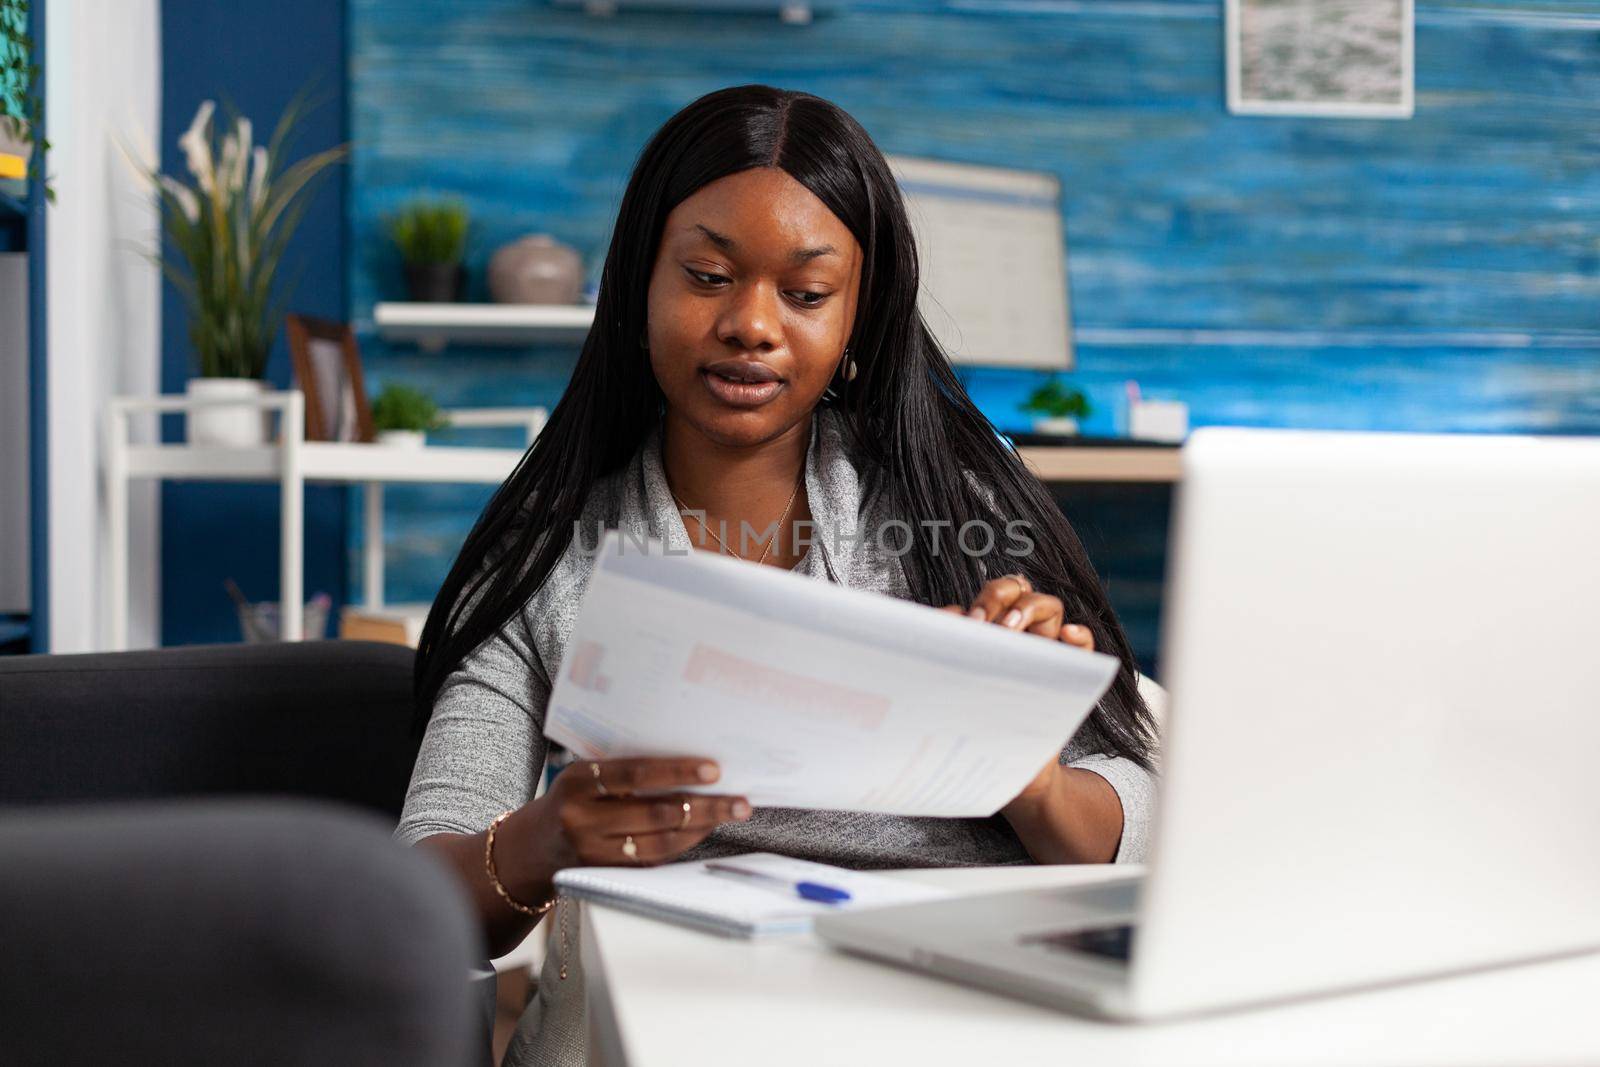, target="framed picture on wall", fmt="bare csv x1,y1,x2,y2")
287,315,375,443
1227,0,1414,119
